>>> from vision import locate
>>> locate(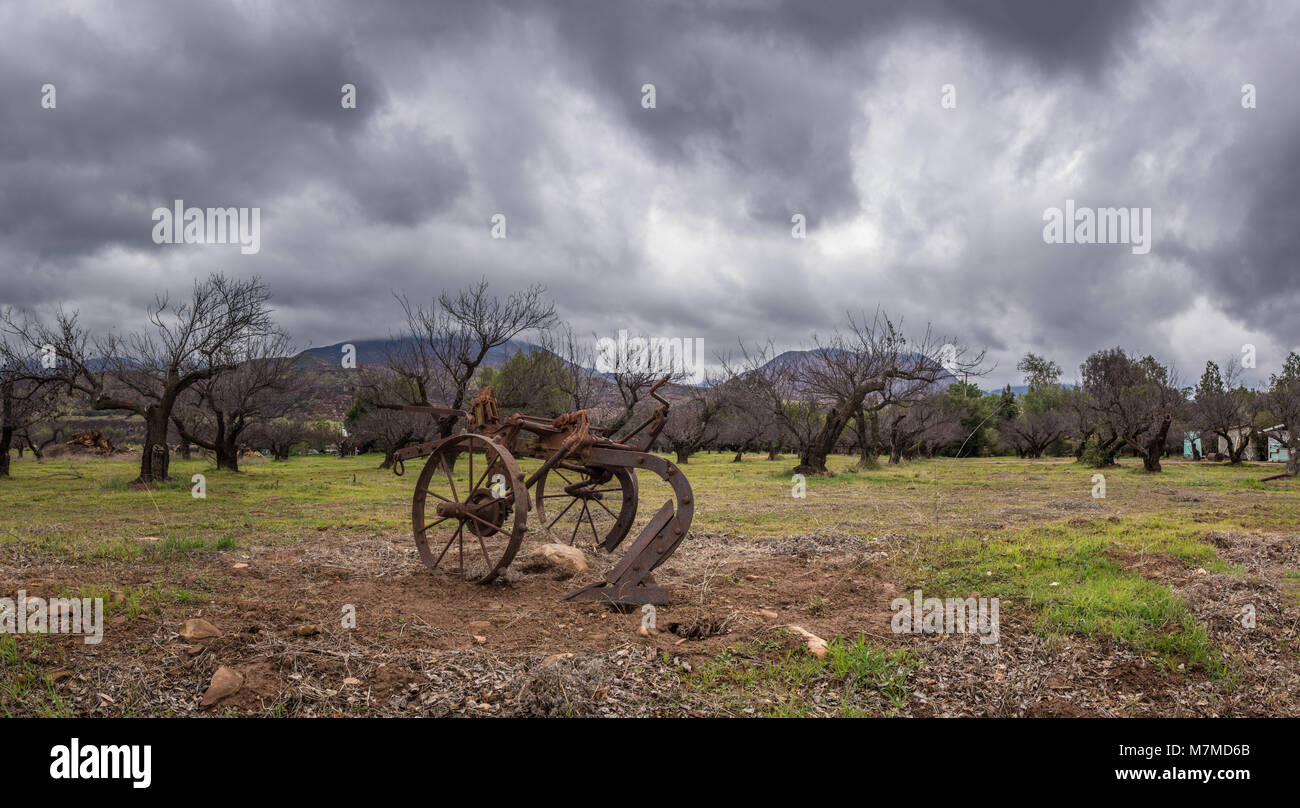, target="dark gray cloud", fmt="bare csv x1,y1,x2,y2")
0,0,1296,386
